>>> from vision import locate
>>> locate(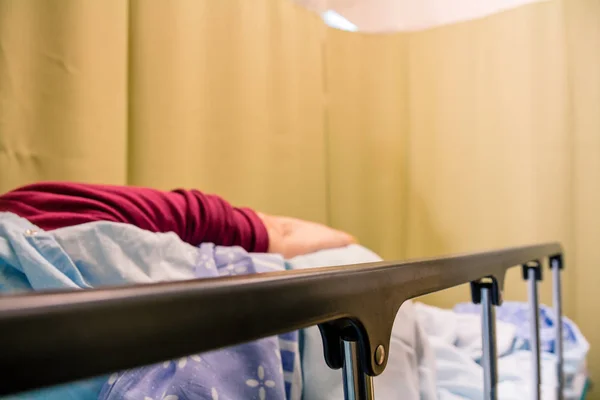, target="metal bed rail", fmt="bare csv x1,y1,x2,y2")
0,243,565,400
